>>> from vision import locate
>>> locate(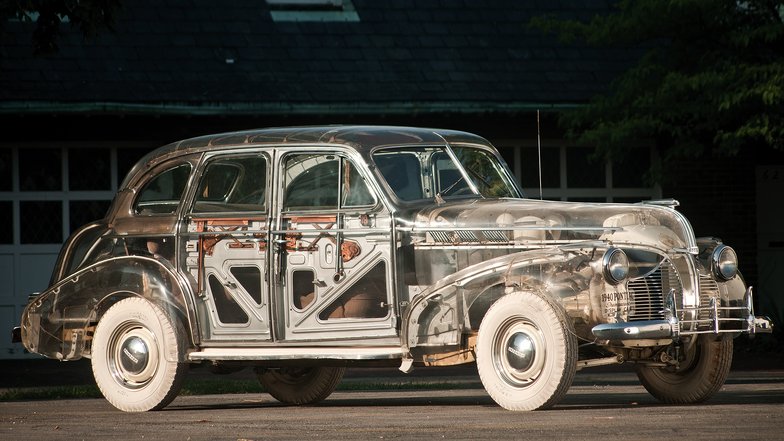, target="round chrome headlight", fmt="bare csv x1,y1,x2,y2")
603,248,629,285
712,245,738,280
